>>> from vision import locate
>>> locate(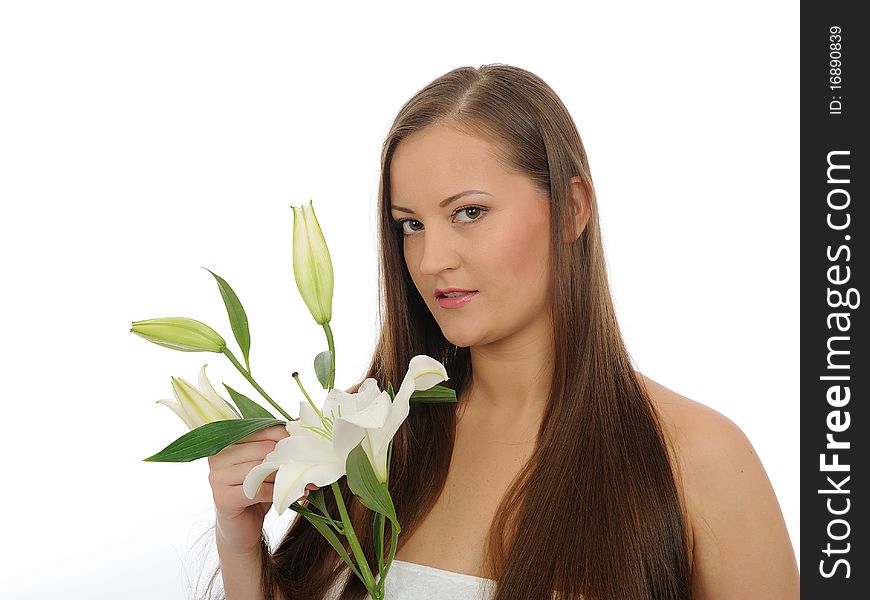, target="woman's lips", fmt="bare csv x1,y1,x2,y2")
436,291,479,309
